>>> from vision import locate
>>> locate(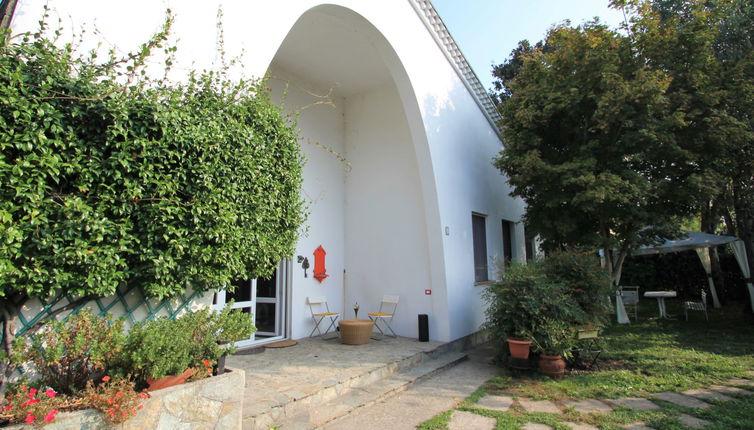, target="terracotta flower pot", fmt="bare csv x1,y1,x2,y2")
506,338,533,359
538,355,566,378
146,367,196,392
